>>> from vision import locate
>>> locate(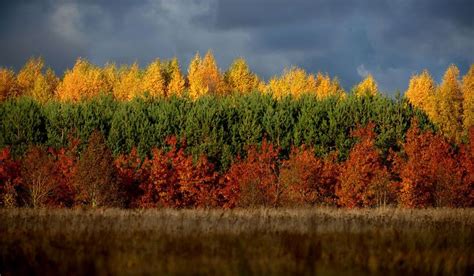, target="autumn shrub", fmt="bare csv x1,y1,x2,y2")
399,122,463,207
48,136,79,207
224,139,281,207
73,131,121,207
457,127,474,207
115,148,150,208
20,146,57,207
279,146,339,206
336,123,393,208
138,137,219,208
0,147,21,207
